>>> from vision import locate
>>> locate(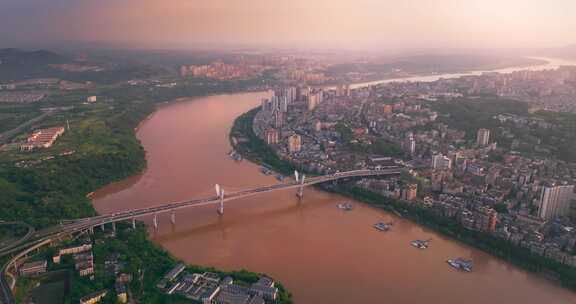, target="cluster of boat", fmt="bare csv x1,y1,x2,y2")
371,221,474,272
337,200,474,273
